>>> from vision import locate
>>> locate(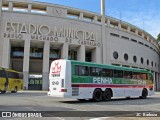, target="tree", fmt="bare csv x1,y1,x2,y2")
157,33,160,42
